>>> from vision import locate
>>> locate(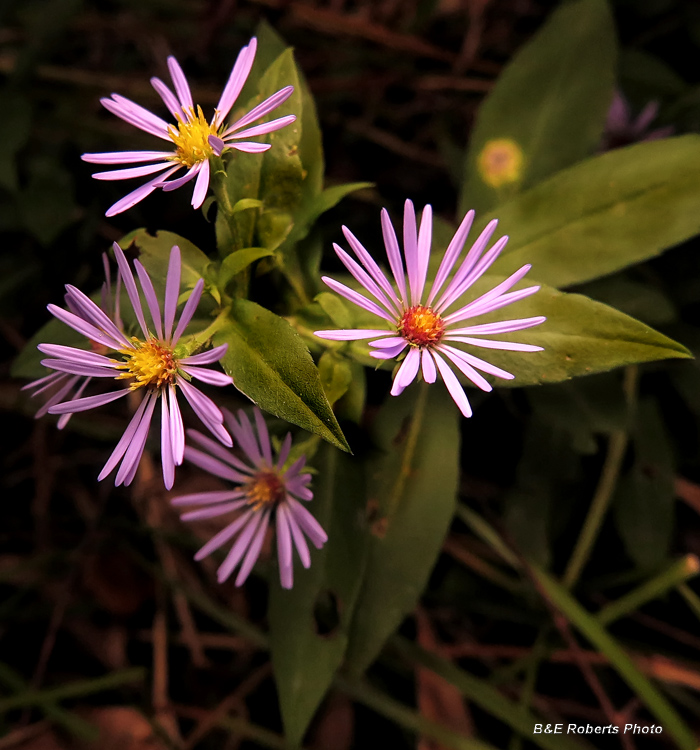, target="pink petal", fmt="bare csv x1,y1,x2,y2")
381,207,407,301
403,200,419,304
427,210,475,306
321,277,395,322
164,245,181,341
172,278,204,345
433,354,472,418
223,85,294,136
314,329,393,341
225,115,296,141
167,56,194,110
421,349,437,384
390,347,420,396
150,76,182,118
215,38,257,125
91,161,173,181
102,95,171,140
104,165,180,217
190,158,210,209
82,150,174,165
